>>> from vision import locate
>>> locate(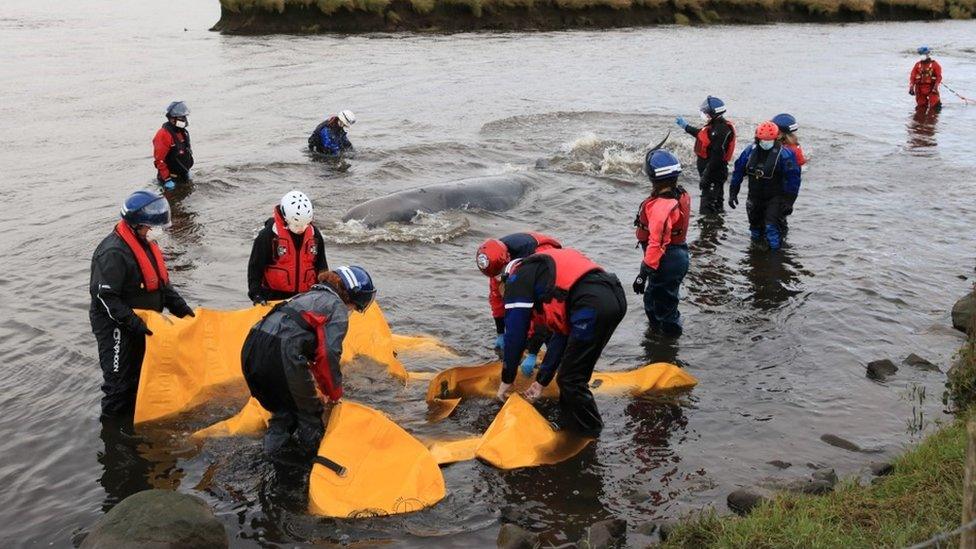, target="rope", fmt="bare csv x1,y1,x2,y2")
943,83,976,105
902,517,976,549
